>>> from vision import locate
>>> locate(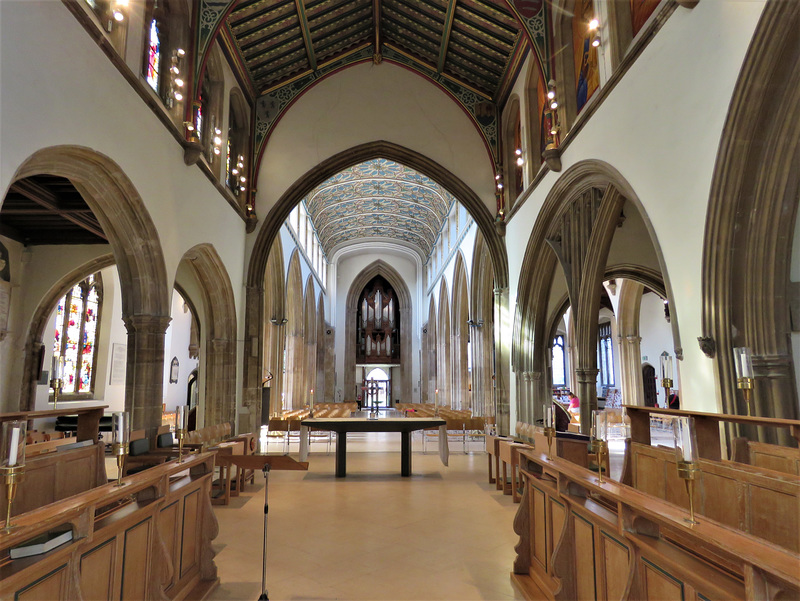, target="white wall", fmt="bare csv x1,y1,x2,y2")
505,0,766,421
162,290,199,412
